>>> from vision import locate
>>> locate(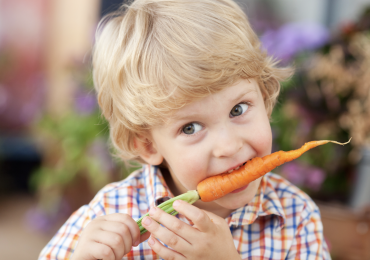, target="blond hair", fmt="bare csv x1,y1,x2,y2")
93,0,292,162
